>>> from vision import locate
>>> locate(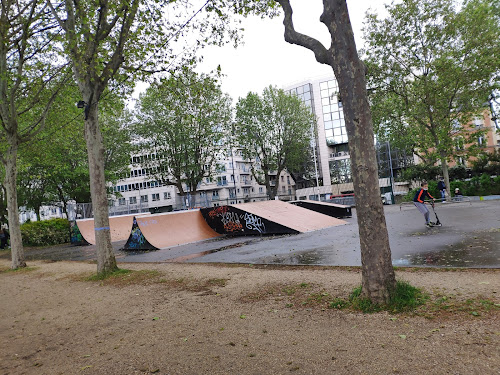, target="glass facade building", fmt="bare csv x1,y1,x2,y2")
319,79,348,146
286,76,352,194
